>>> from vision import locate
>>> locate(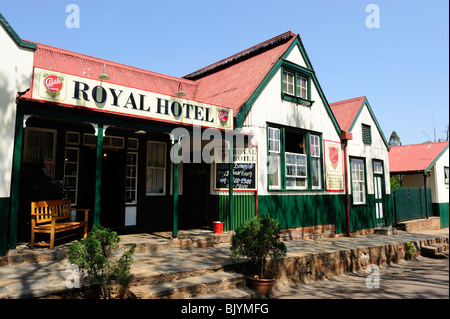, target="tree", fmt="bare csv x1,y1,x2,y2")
388,130,402,146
